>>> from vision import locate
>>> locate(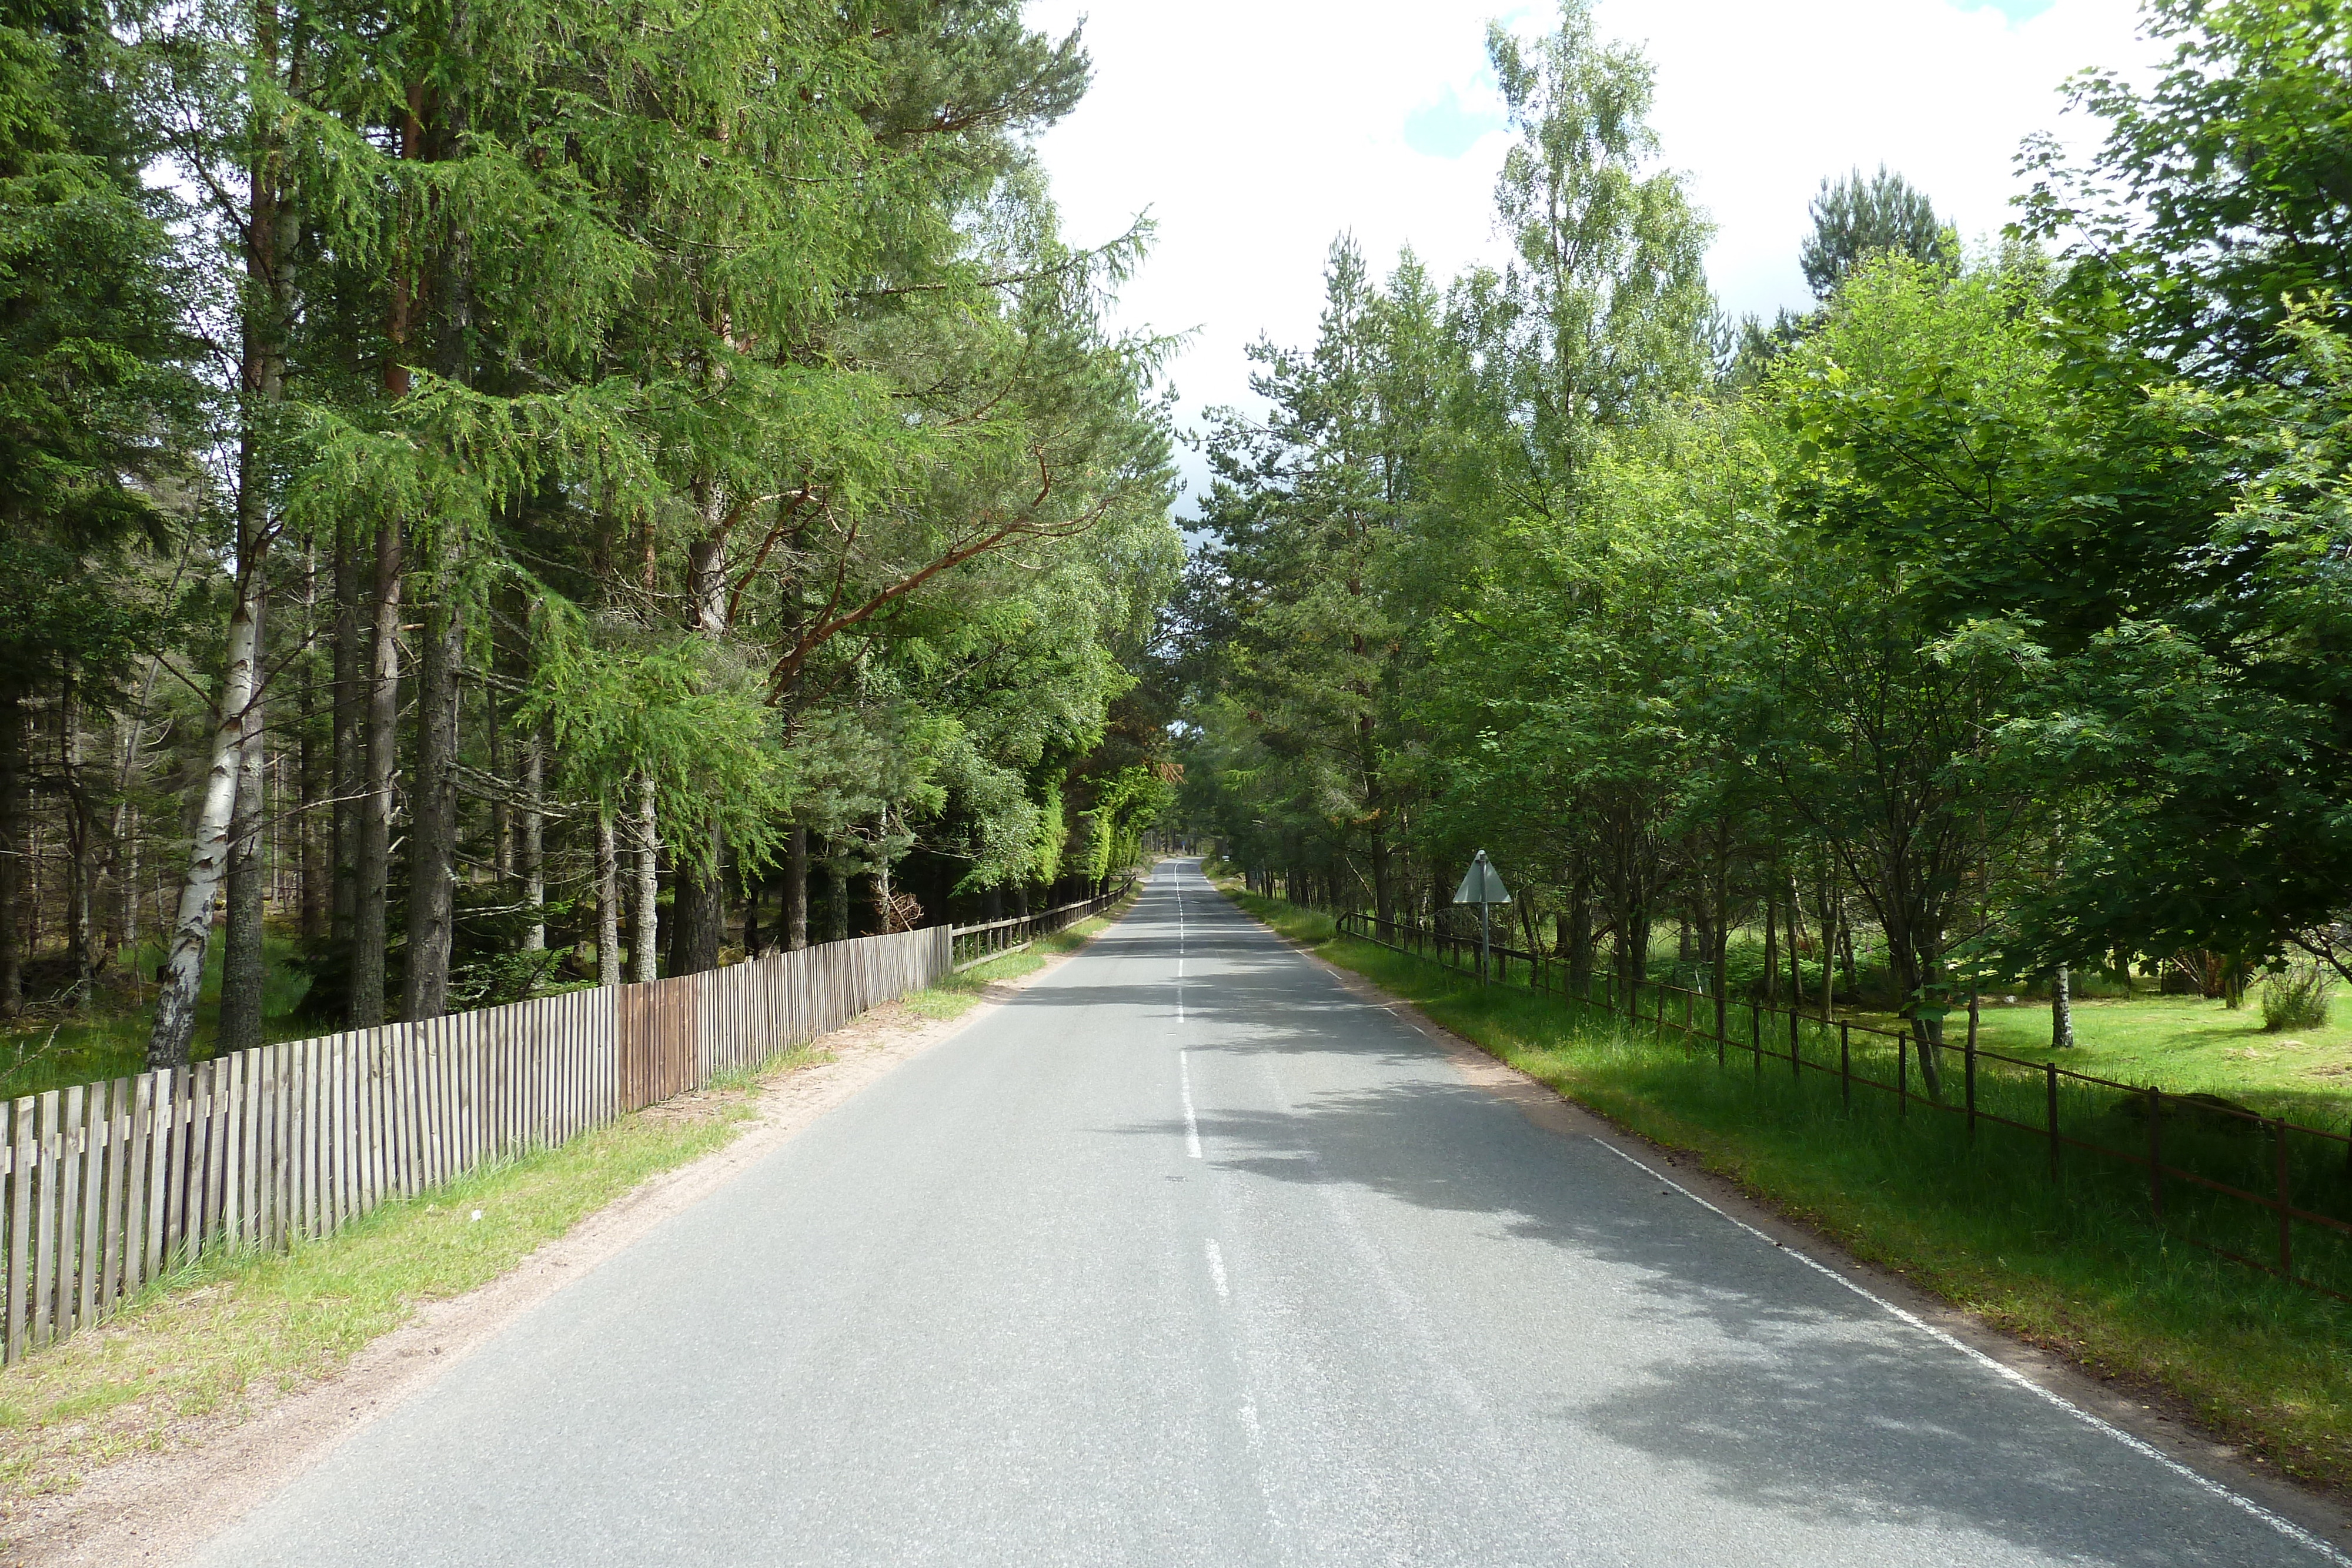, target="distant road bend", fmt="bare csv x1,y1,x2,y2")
198,859,2344,1566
